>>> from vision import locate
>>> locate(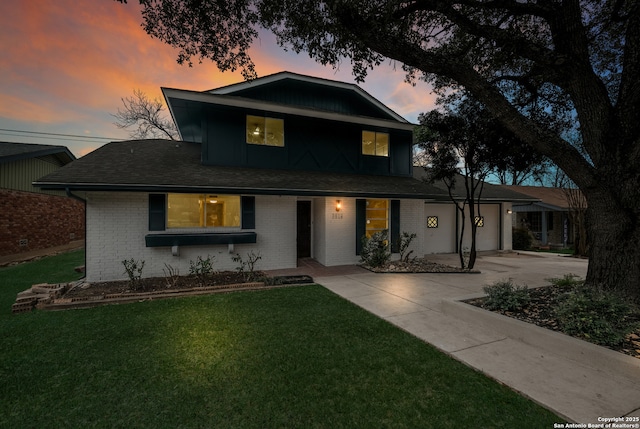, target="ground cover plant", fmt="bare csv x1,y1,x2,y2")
470,276,640,357
0,251,561,428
